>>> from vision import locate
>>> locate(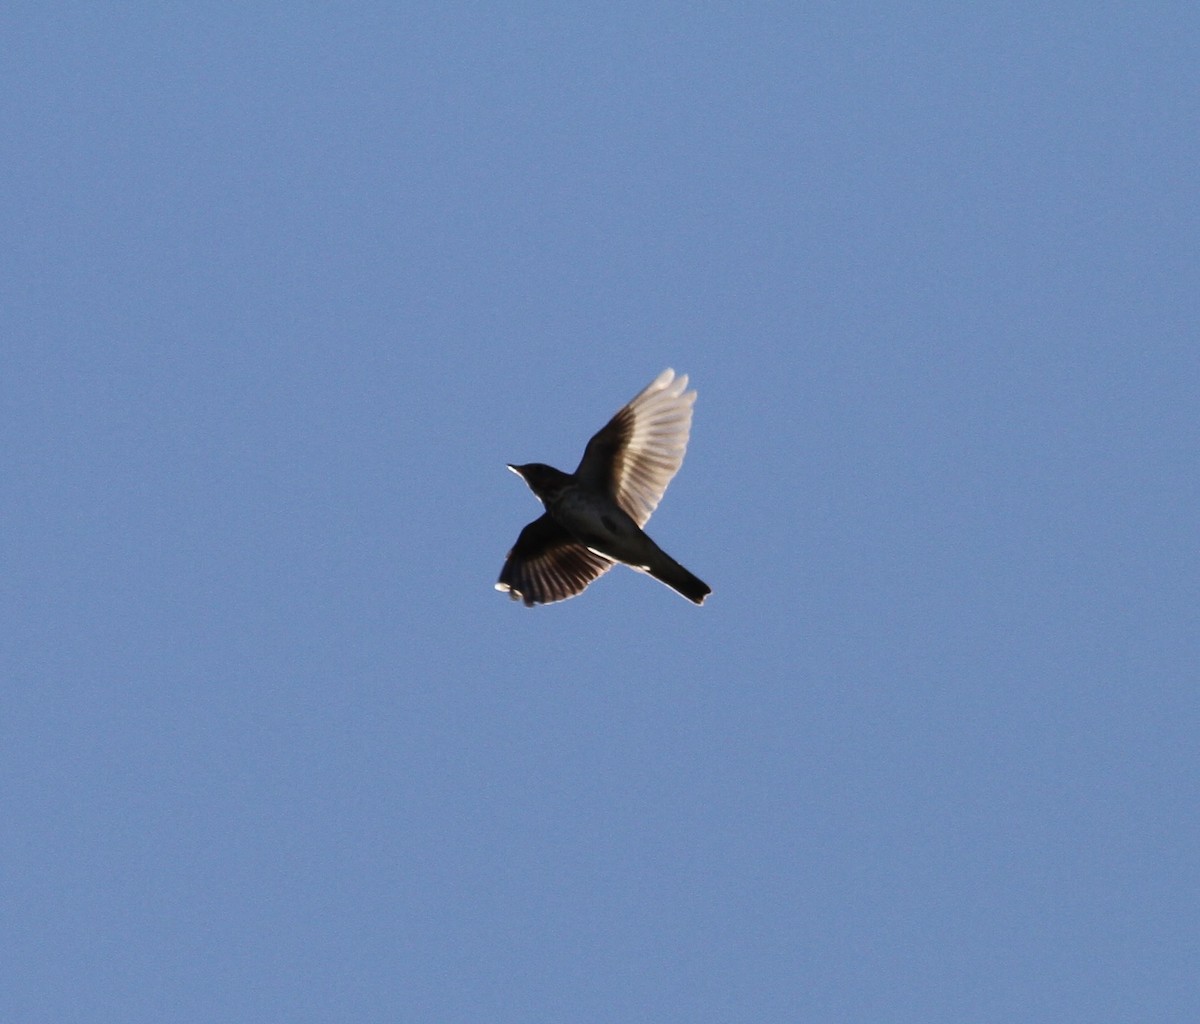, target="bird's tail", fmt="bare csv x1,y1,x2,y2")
647,552,711,605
